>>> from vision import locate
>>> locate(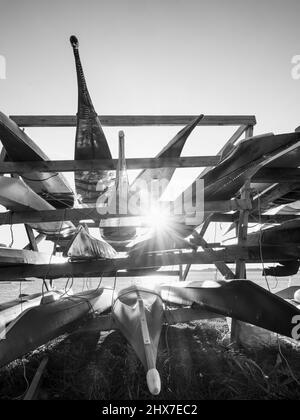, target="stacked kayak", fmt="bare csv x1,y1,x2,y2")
0,290,63,327
70,35,114,205
183,132,300,204
159,280,300,338
0,112,74,209
0,176,74,237
112,285,164,395
0,288,113,367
